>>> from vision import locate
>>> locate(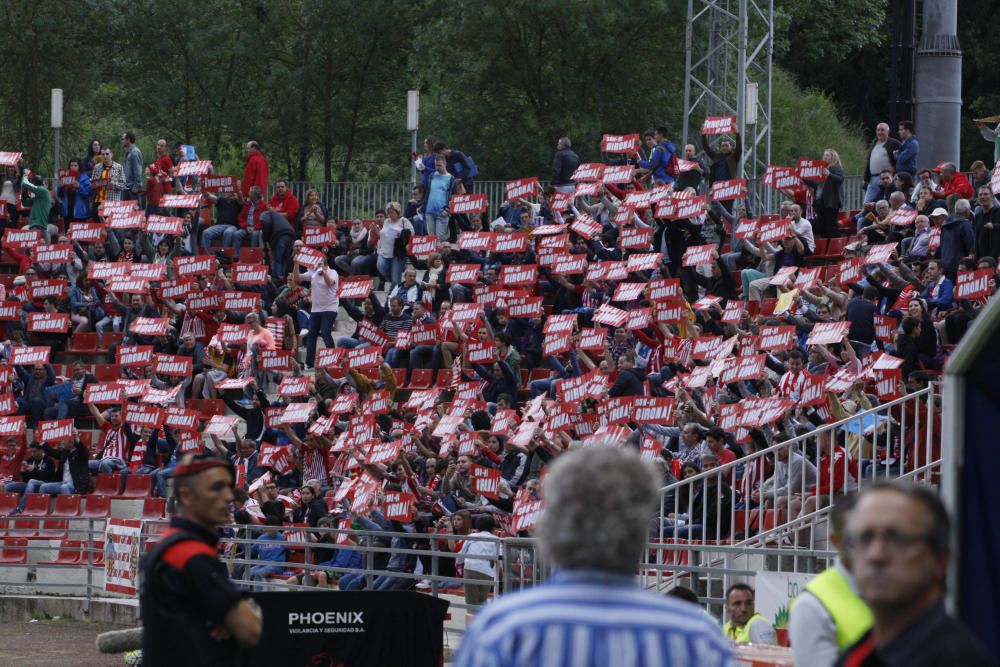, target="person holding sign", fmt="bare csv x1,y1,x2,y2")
20,170,56,243
57,158,92,222
805,149,846,238
422,154,457,242
292,247,339,370
141,453,262,666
